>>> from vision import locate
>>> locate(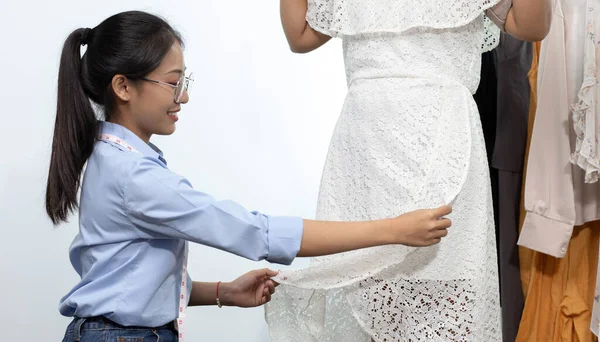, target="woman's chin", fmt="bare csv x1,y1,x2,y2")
157,124,176,136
